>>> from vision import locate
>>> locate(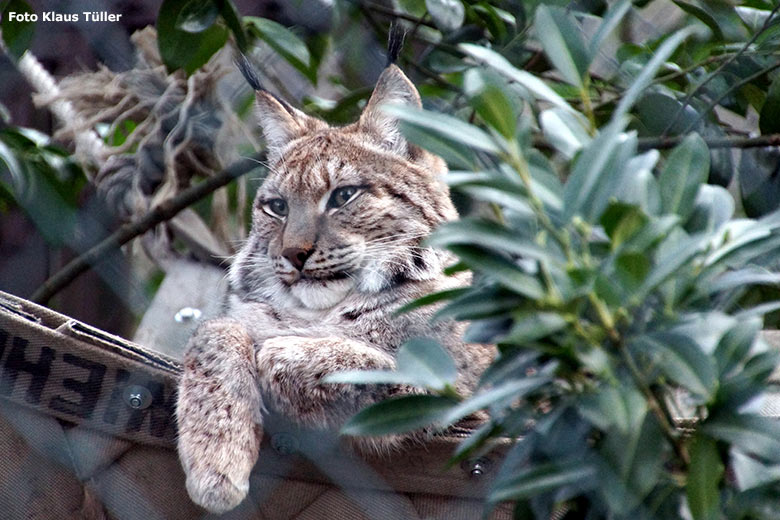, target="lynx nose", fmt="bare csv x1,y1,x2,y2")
282,247,312,271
